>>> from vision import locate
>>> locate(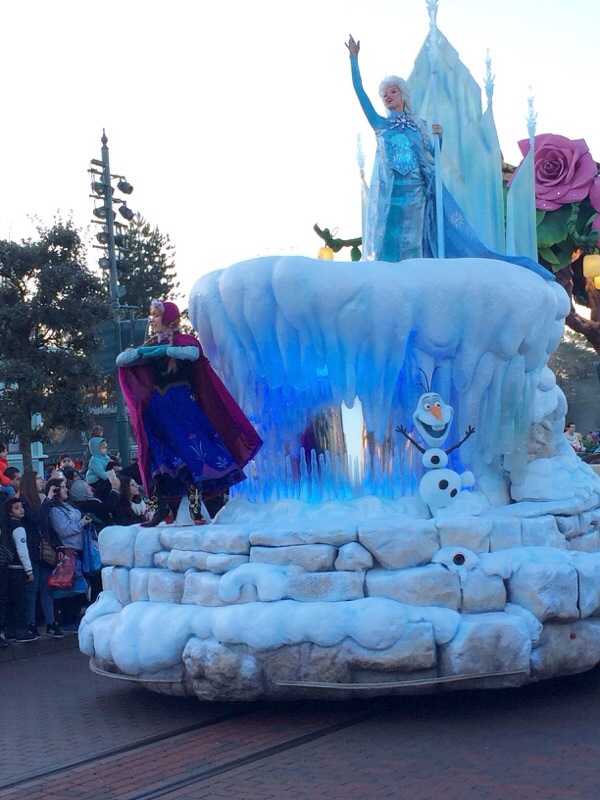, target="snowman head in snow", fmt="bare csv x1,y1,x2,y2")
412,370,453,448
